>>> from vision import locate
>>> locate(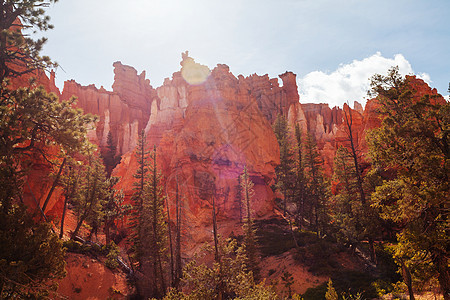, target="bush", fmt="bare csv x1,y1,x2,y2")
104,242,120,269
